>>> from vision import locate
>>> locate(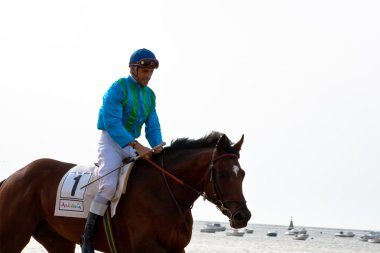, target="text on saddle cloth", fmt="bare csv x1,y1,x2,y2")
54,162,135,219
